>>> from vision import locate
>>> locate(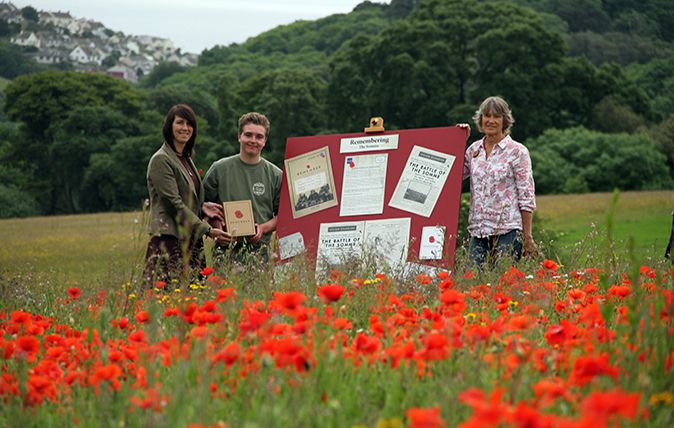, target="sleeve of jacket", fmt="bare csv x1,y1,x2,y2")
149,154,209,237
